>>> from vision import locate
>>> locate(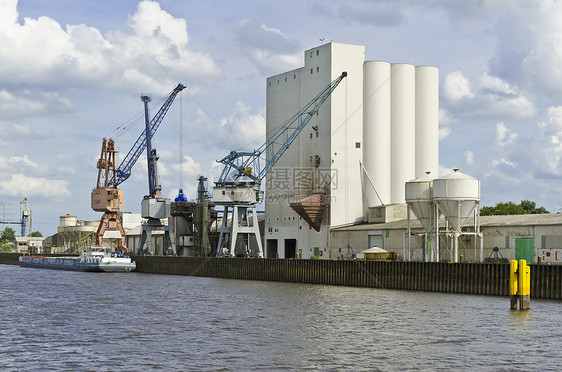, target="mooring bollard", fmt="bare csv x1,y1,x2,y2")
518,260,530,310
510,260,518,310
510,259,531,310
